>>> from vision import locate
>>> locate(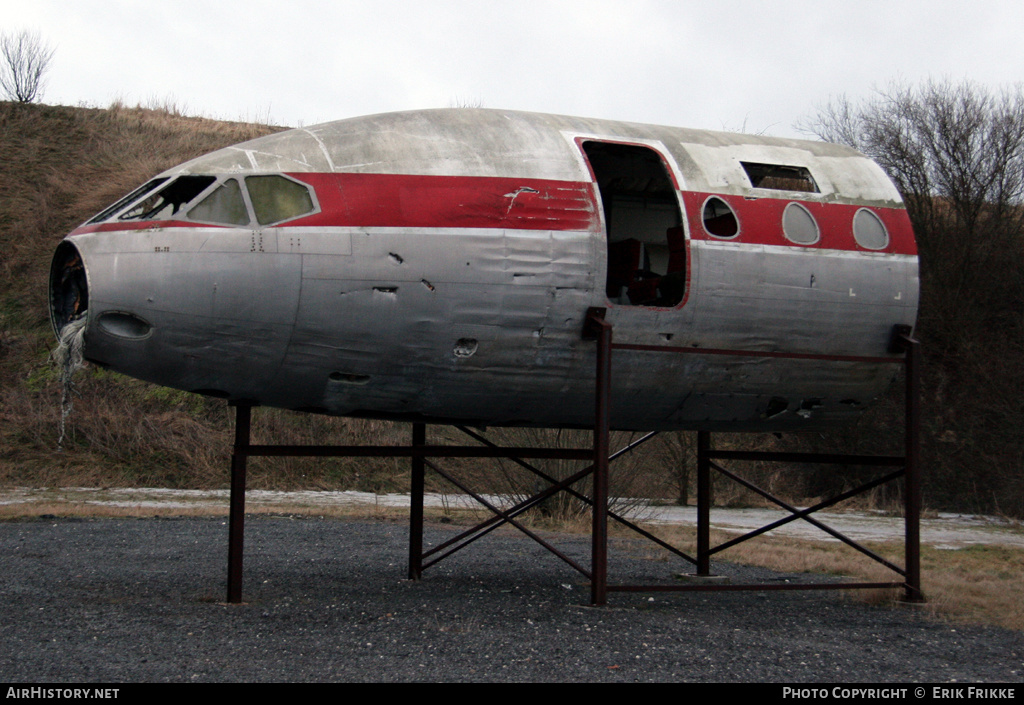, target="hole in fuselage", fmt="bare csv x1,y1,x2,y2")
50,241,88,337
329,372,371,385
